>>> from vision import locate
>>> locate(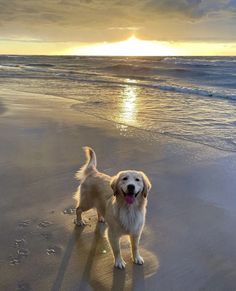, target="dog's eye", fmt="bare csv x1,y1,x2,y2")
122,177,128,181
135,178,140,182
